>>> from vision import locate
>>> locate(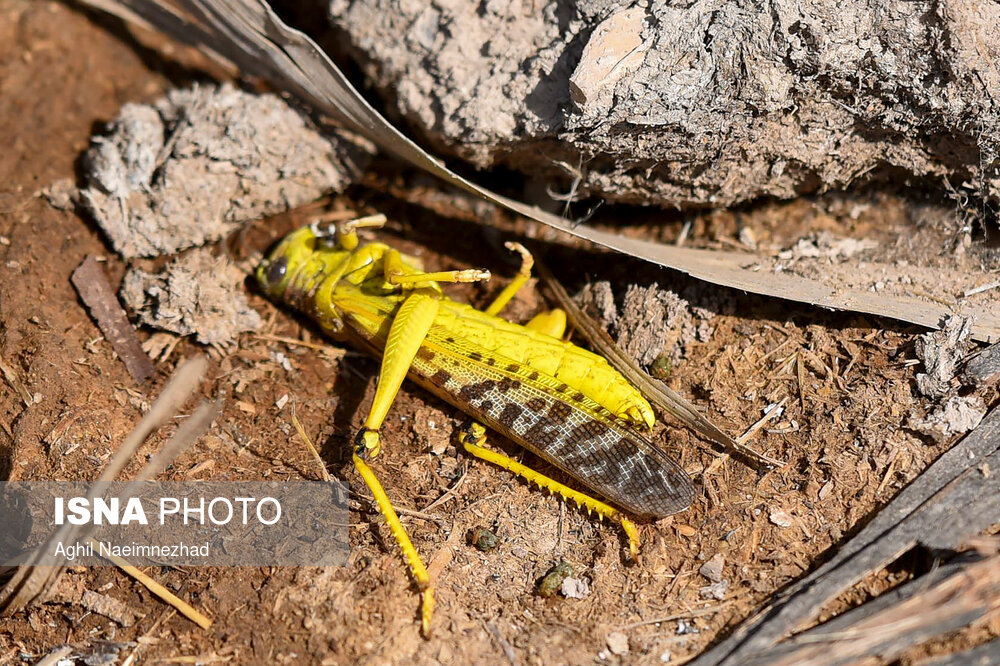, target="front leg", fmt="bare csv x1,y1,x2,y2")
382,249,491,287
